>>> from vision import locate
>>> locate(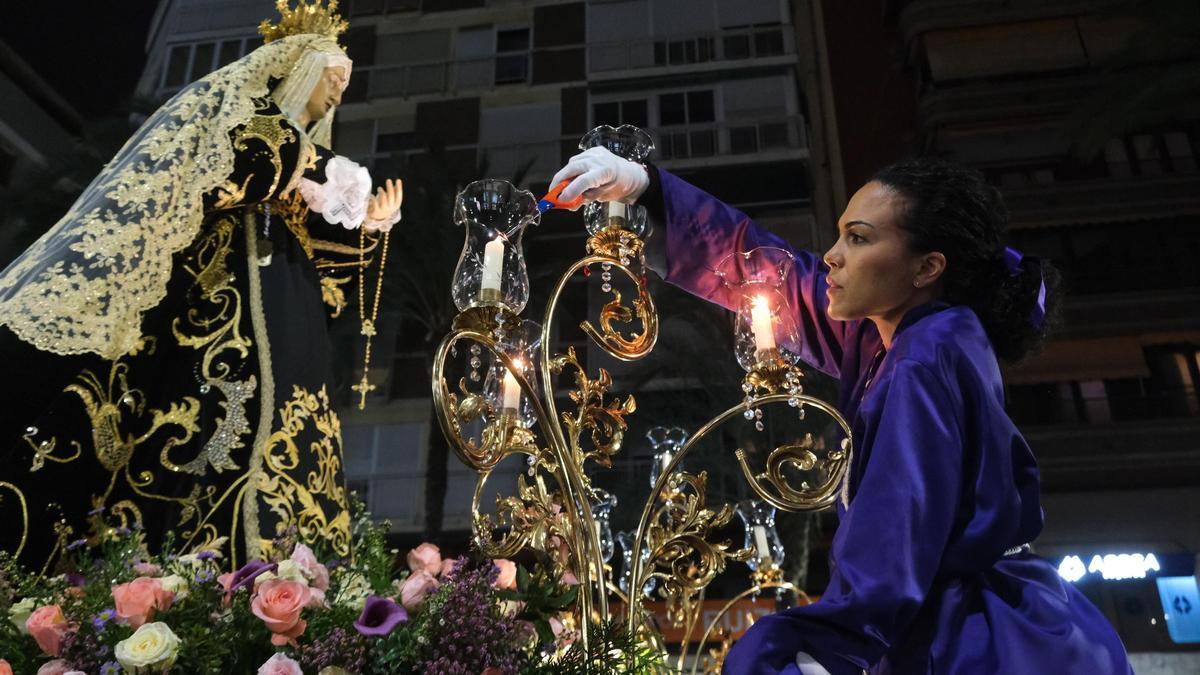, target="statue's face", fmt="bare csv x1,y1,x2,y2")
304,65,348,124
